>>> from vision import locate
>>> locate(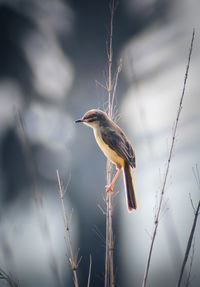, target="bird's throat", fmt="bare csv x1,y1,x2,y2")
93,127,124,168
